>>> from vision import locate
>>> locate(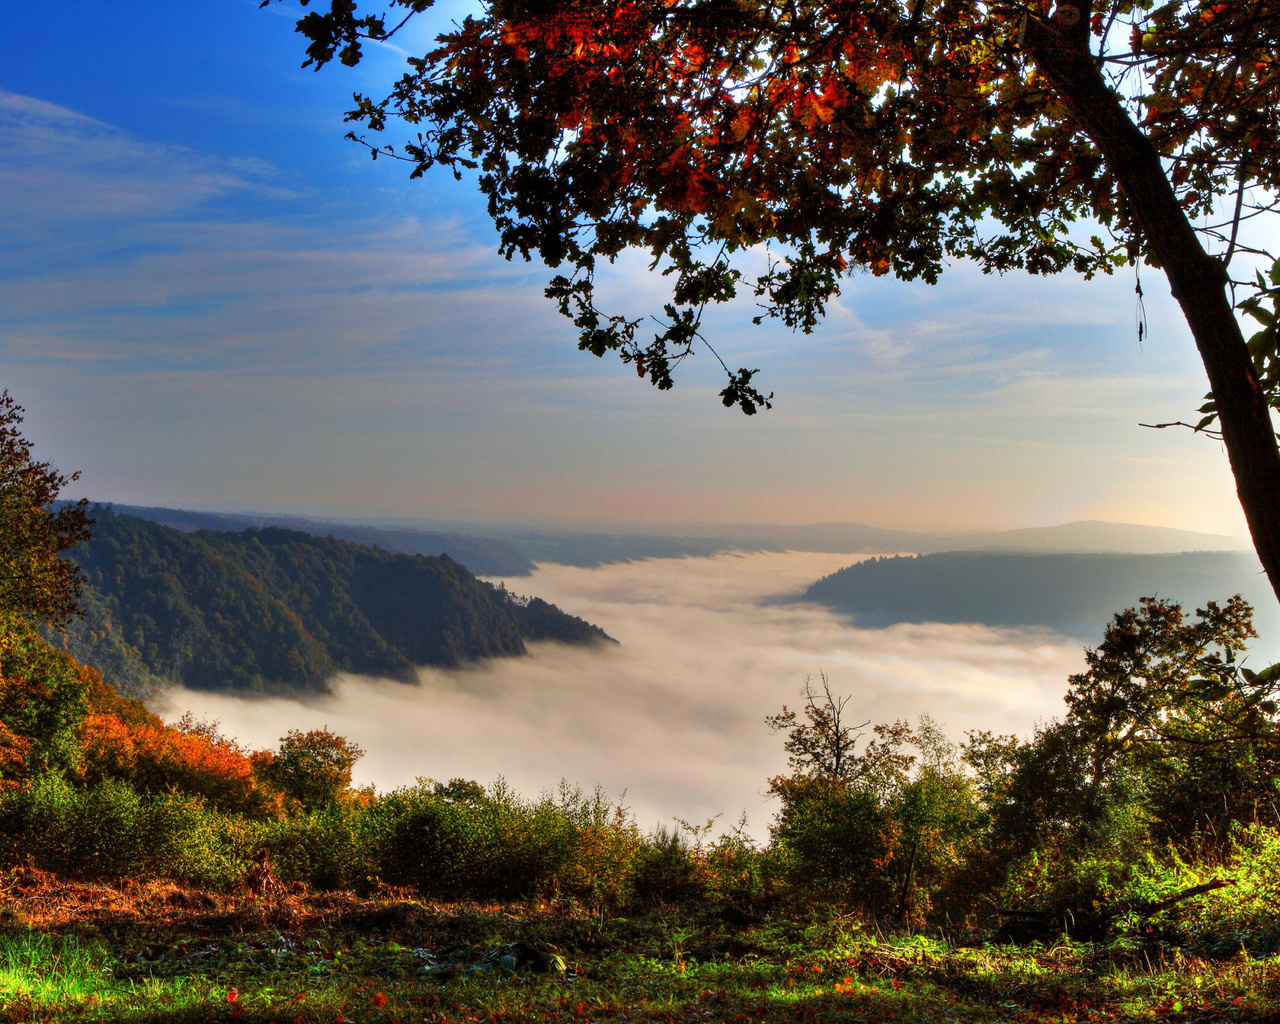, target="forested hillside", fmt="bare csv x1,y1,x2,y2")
55,508,612,696
804,550,1279,638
